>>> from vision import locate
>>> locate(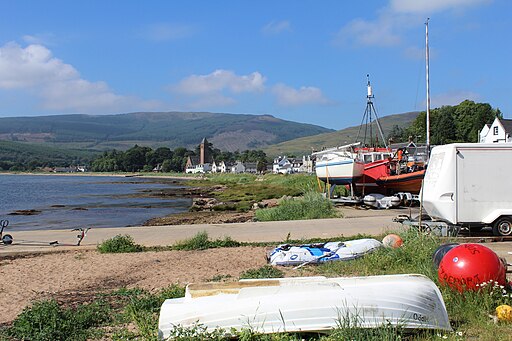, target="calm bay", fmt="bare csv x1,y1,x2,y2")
0,174,191,231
